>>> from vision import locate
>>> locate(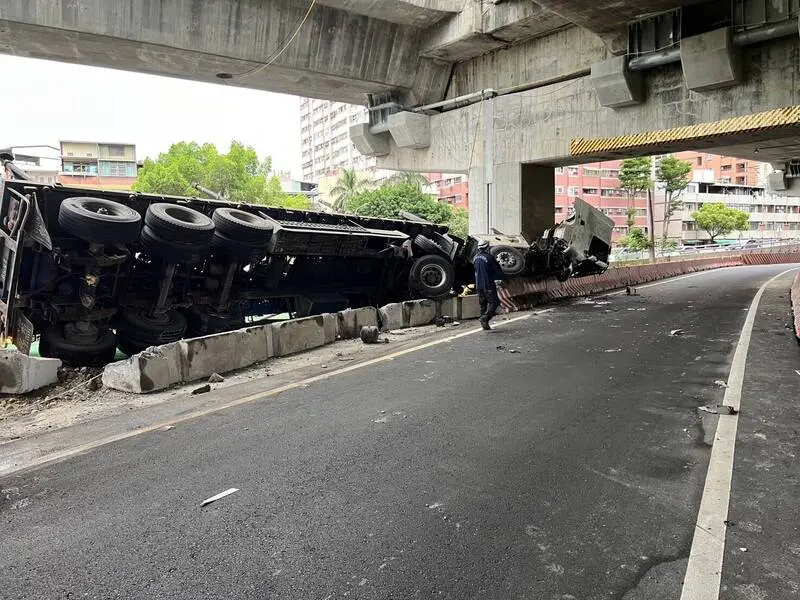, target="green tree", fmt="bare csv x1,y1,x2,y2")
134,141,308,209
656,156,693,244
330,168,372,211
616,226,653,251
382,171,429,189
692,203,750,242
345,182,468,238
618,157,652,228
